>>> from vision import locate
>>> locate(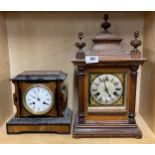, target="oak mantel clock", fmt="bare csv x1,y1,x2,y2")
72,14,146,138
6,71,72,134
